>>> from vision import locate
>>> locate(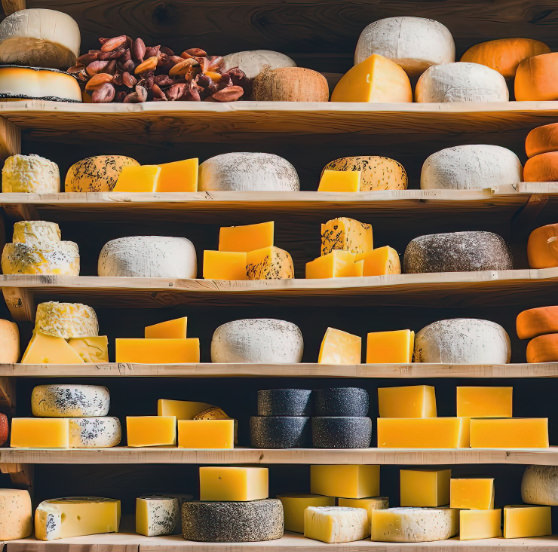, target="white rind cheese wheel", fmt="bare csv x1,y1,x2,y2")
199,153,300,192
2,154,60,193
136,496,180,536
211,318,304,363
98,236,197,278
13,221,61,244
68,417,121,448
355,17,455,77
414,318,511,364
223,50,296,80
521,465,558,506
35,302,99,339
0,9,80,68
416,62,509,102
0,489,32,540
1,241,79,275
32,384,109,417
421,145,523,190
